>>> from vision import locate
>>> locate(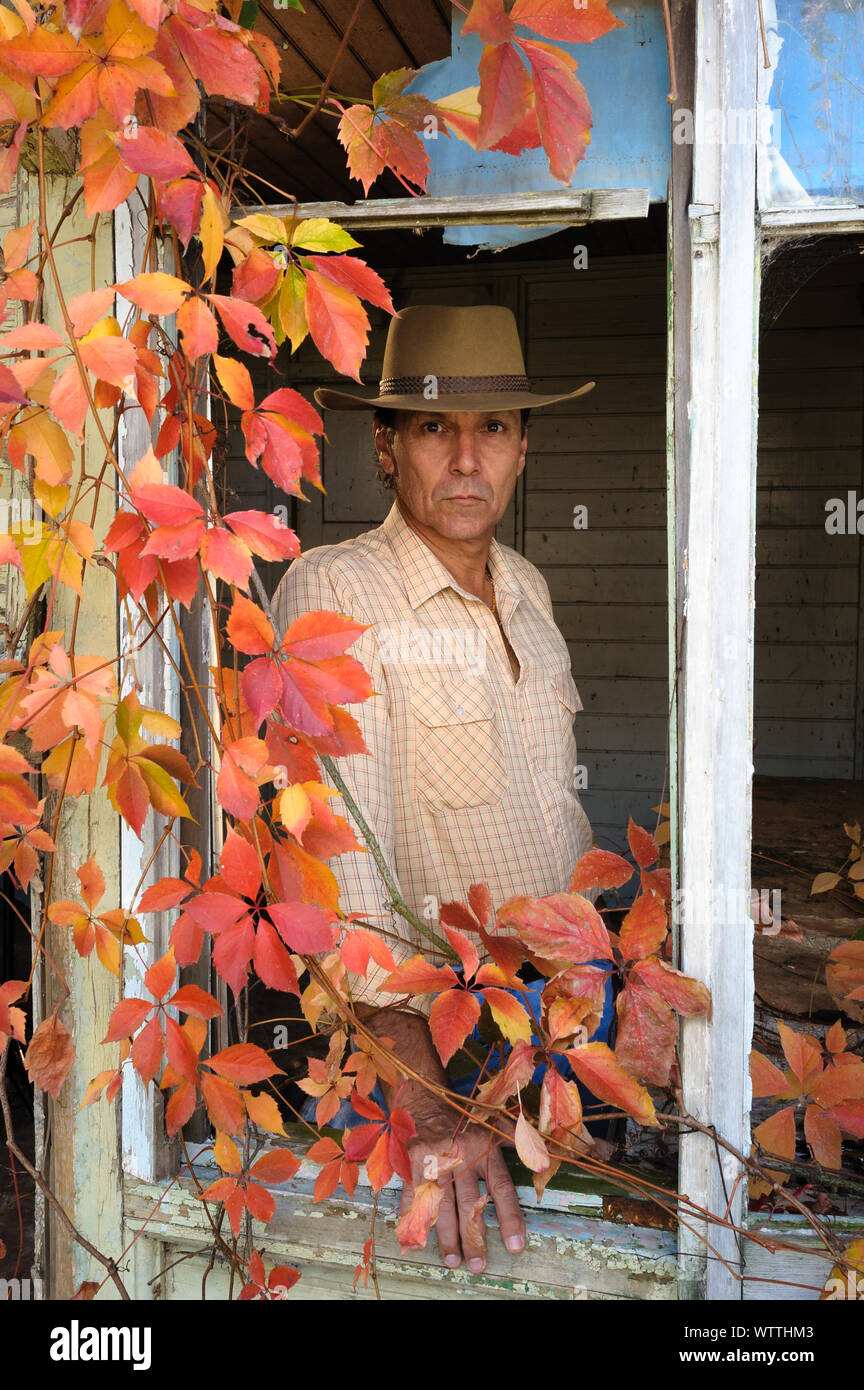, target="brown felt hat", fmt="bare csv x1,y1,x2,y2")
313,304,595,412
